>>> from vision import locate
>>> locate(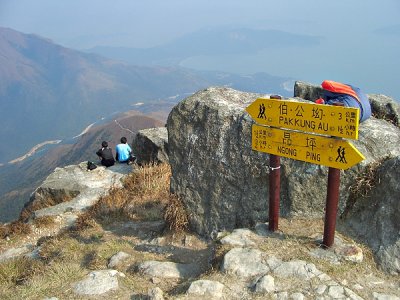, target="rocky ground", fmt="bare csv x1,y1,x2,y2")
0,163,399,300
1,215,399,300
